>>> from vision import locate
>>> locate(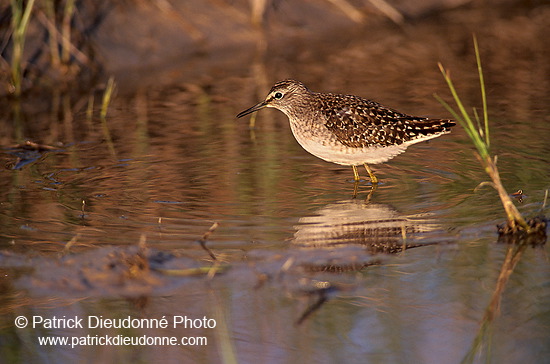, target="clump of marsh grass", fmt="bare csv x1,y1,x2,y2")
4,0,93,96
9,0,36,96
435,36,546,241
